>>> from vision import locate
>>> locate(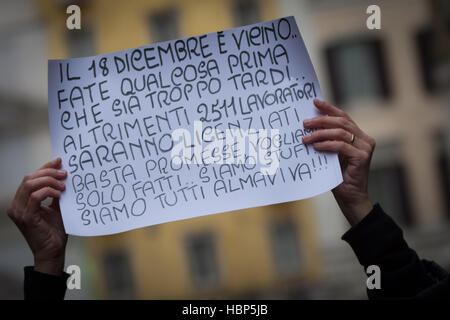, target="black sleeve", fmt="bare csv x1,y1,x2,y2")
24,266,70,300
342,204,449,299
